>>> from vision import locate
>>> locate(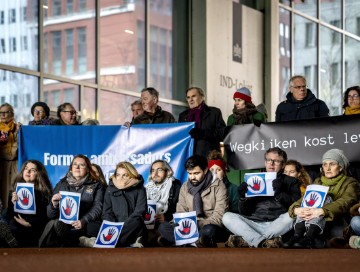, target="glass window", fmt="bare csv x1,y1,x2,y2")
279,7,291,100
320,25,342,115
0,69,38,124
22,36,28,51
345,36,360,89
52,31,62,75
78,0,87,12
9,37,16,52
43,79,79,111
81,87,97,122
294,16,318,95
53,0,62,16
294,0,317,18
44,33,48,73
320,0,342,28
0,11,4,24
0,38,5,53
21,7,27,21
66,0,74,14
77,27,87,74
100,1,145,92
64,88,74,102
66,29,74,75
345,0,360,36
9,9,16,23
